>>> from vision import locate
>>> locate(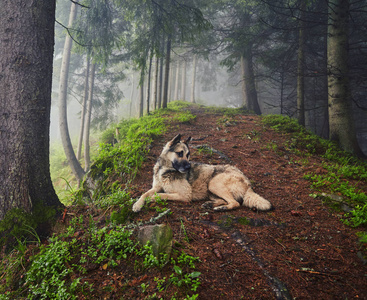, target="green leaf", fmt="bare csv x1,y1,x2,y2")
189,271,201,278
173,265,182,275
